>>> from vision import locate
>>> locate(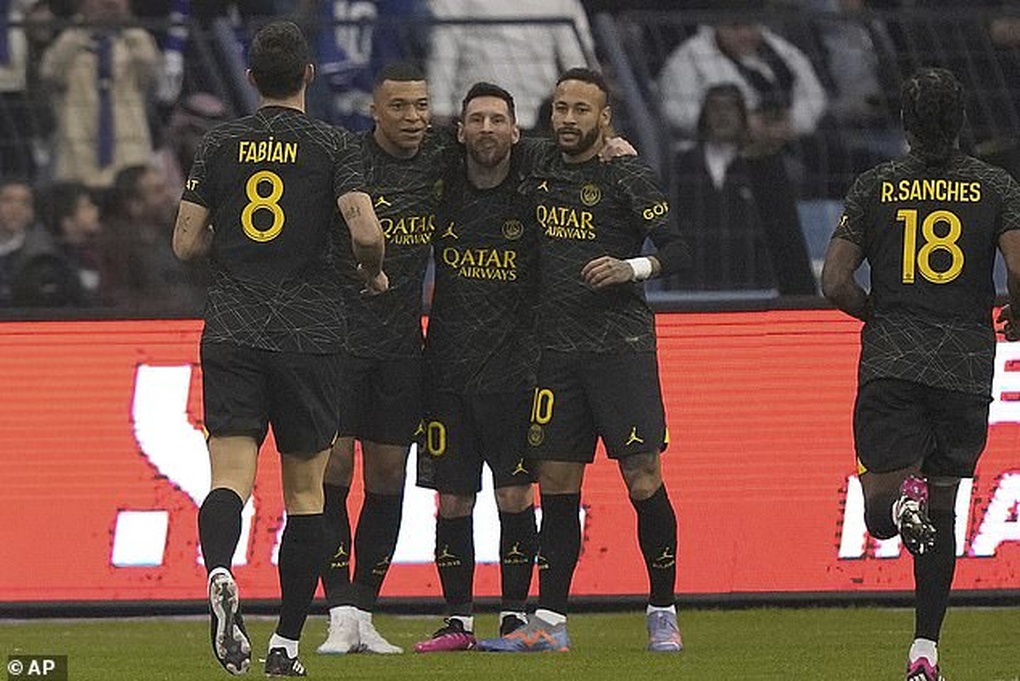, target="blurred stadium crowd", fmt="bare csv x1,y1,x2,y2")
1,0,1019,312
